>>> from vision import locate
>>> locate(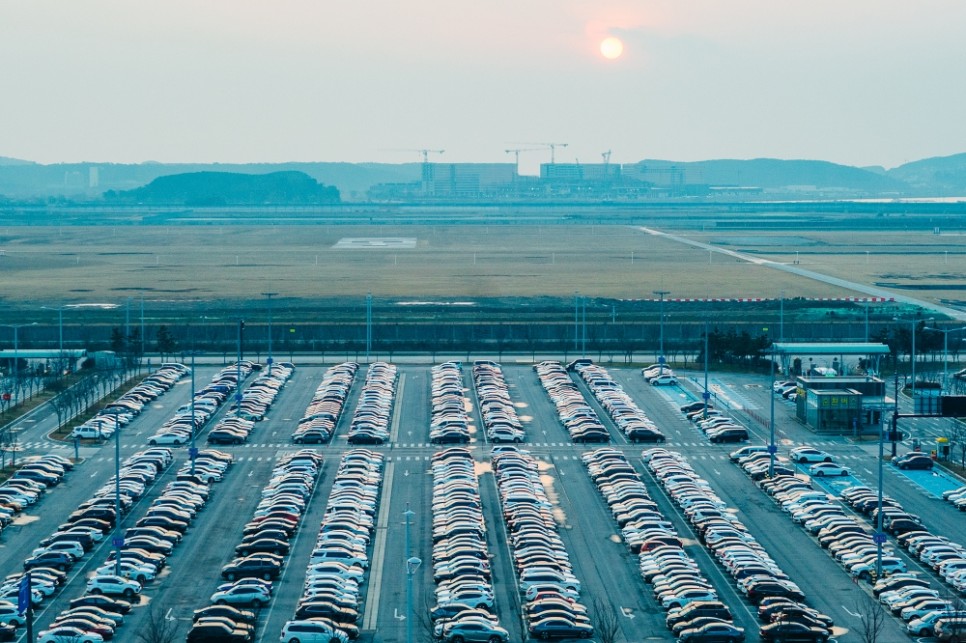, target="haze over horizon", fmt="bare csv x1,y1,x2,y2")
2,1,965,174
